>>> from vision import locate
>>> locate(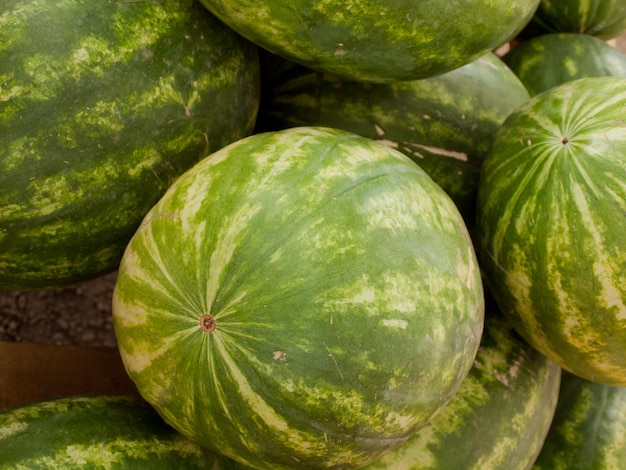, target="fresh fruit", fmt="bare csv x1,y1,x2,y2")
197,0,539,82
256,51,530,224
0,0,260,290
533,371,626,469
0,395,239,469
476,76,626,386
365,301,561,470
503,33,626,95
112,126,485,469
520,0,626,39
